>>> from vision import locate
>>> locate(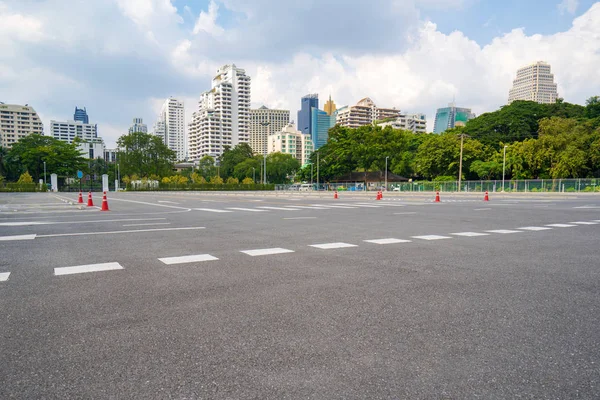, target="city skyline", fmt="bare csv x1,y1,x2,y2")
1,1,599,147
